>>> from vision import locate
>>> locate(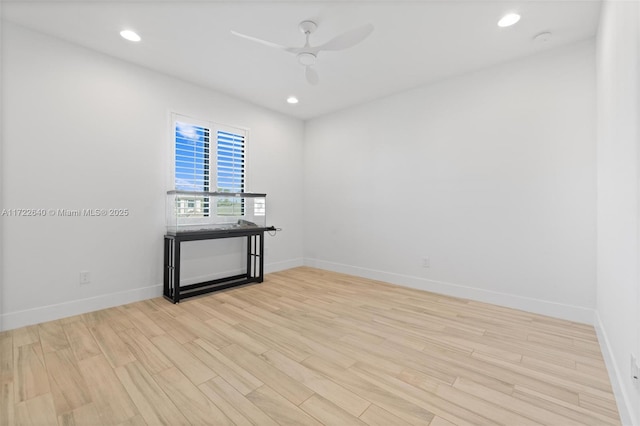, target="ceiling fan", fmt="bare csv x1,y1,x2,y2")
231,21,374,85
